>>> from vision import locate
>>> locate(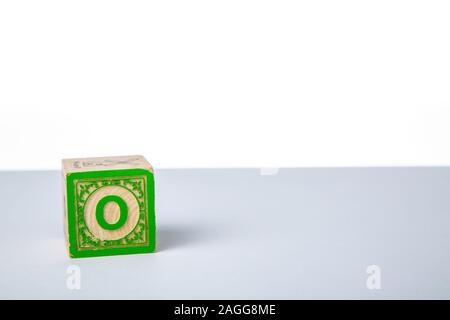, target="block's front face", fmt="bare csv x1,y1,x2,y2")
66,169,155,258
